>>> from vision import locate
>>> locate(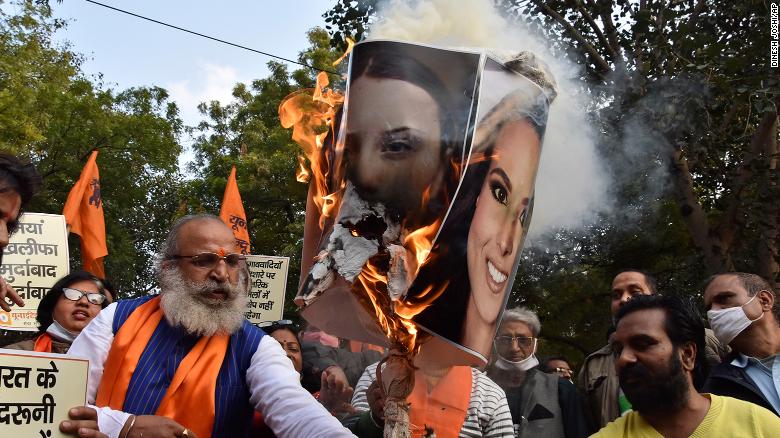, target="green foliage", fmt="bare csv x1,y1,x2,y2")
323,0,779,365
185,28,344,317
0,1,184,298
